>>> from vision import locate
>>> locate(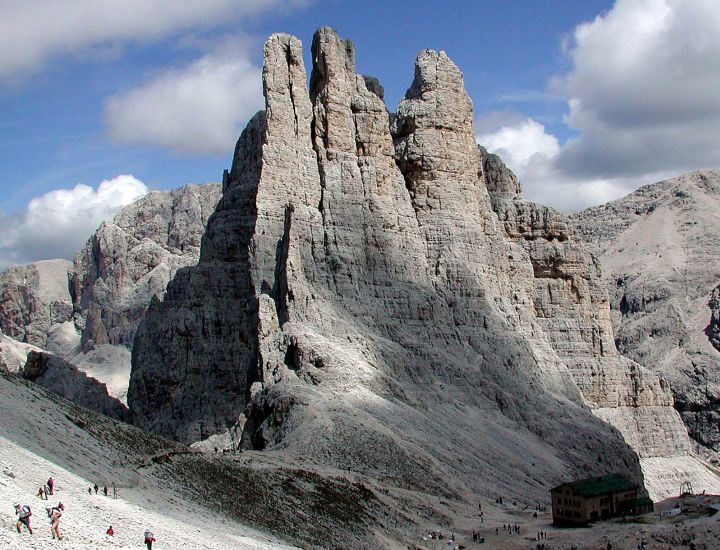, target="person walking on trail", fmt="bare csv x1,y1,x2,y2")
43,484,49,499
14,503,33,535
103,485,108,497
38,486,46,500
106,525,114,537
48,502,64,540
94,484,98,494
144,528,156,549
47,477,54,495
